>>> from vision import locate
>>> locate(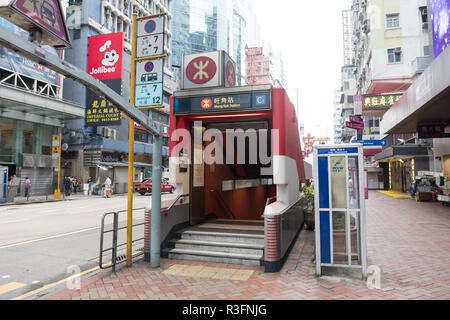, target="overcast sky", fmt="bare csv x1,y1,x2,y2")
250,0,351,140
